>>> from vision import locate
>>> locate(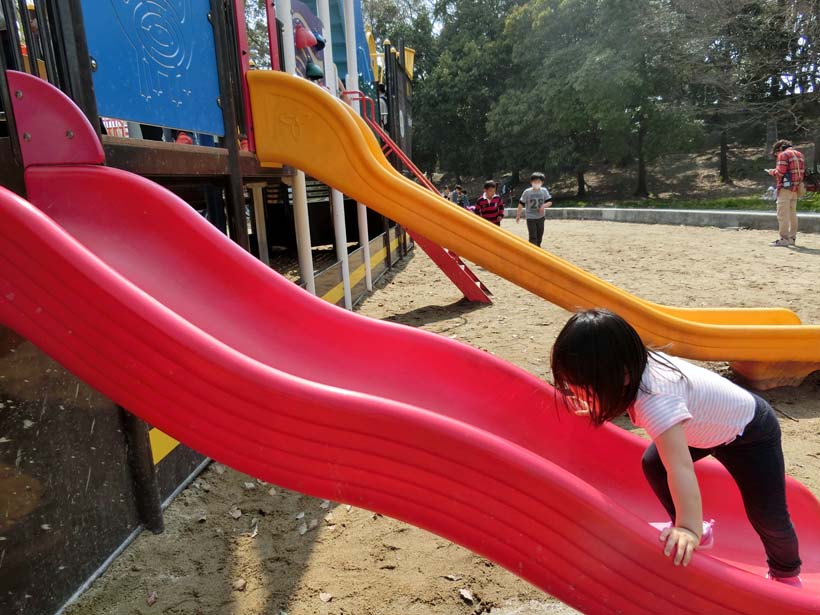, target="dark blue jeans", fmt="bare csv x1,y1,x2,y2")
641,394,801,577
